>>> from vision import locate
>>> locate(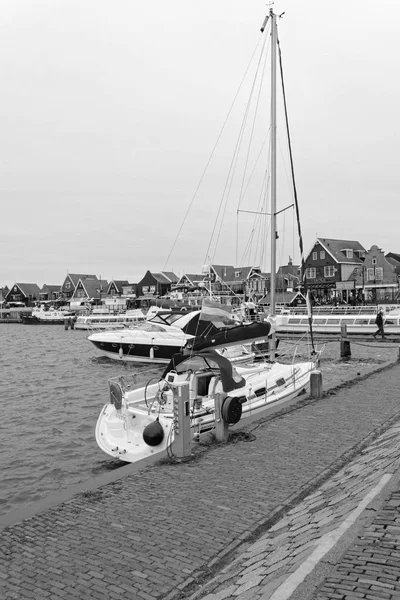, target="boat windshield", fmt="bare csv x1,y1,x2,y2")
175,355,220,373
139,323,169,332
